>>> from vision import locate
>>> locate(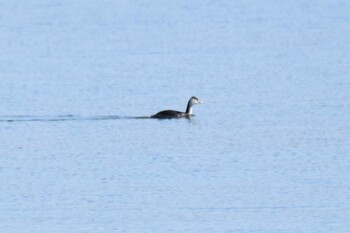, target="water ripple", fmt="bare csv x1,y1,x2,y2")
0,115,151,123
